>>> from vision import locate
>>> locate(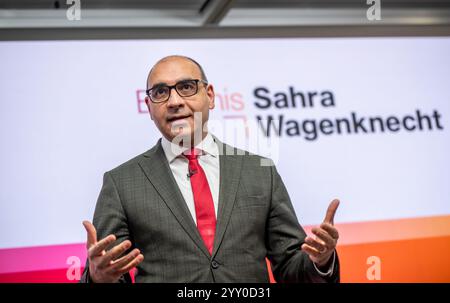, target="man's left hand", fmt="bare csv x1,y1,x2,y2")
301,199,340,268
